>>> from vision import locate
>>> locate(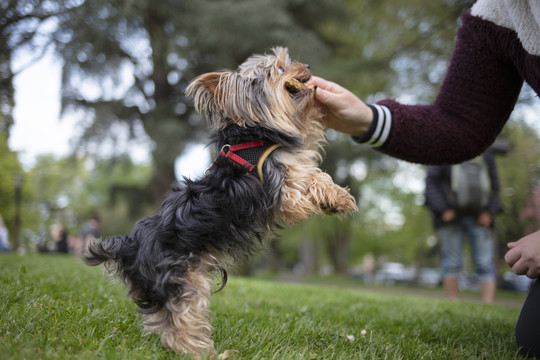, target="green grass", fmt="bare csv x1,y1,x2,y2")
0,253,525,359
